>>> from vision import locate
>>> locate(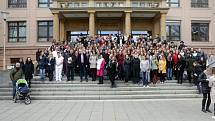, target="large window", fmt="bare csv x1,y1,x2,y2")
191,22,209,42
38,21,53,42
191,0,208,8
8,0,27,8
38,0,53,8
166,21,181,41
166,0,180,7
8,21,26,42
